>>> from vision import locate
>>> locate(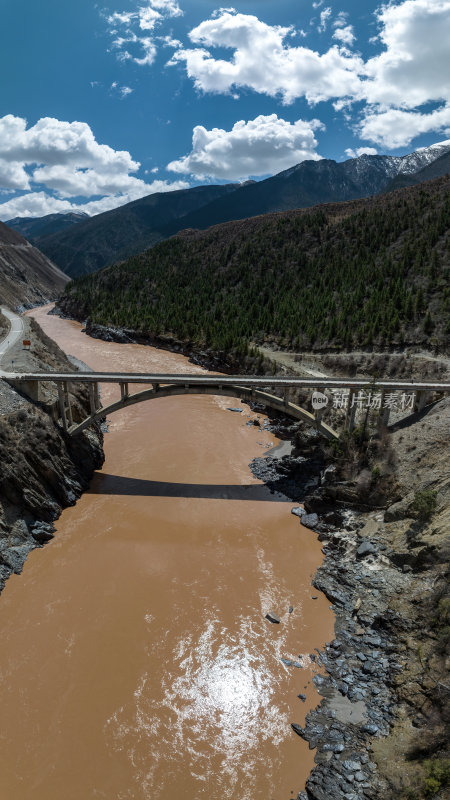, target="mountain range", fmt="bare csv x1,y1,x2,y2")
7,139,450,279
